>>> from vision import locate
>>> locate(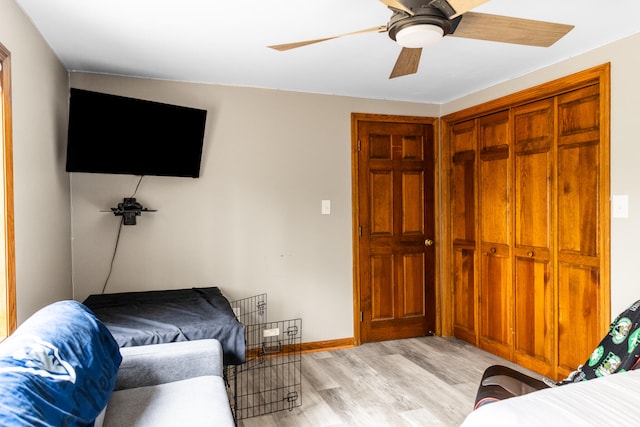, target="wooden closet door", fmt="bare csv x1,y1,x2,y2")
512,99,555,376
445,65,610,379
556,84,608,378
477,111,512,359
451,120,477,344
